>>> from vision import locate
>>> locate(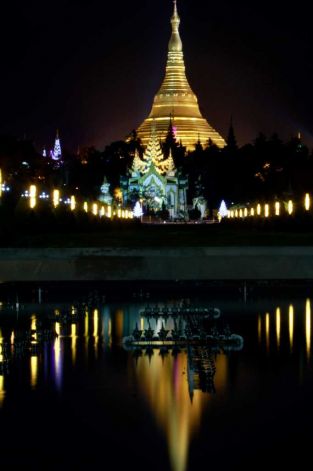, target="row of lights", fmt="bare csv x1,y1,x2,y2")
229,194,311,219
27,185,133,220
1,171,135,220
